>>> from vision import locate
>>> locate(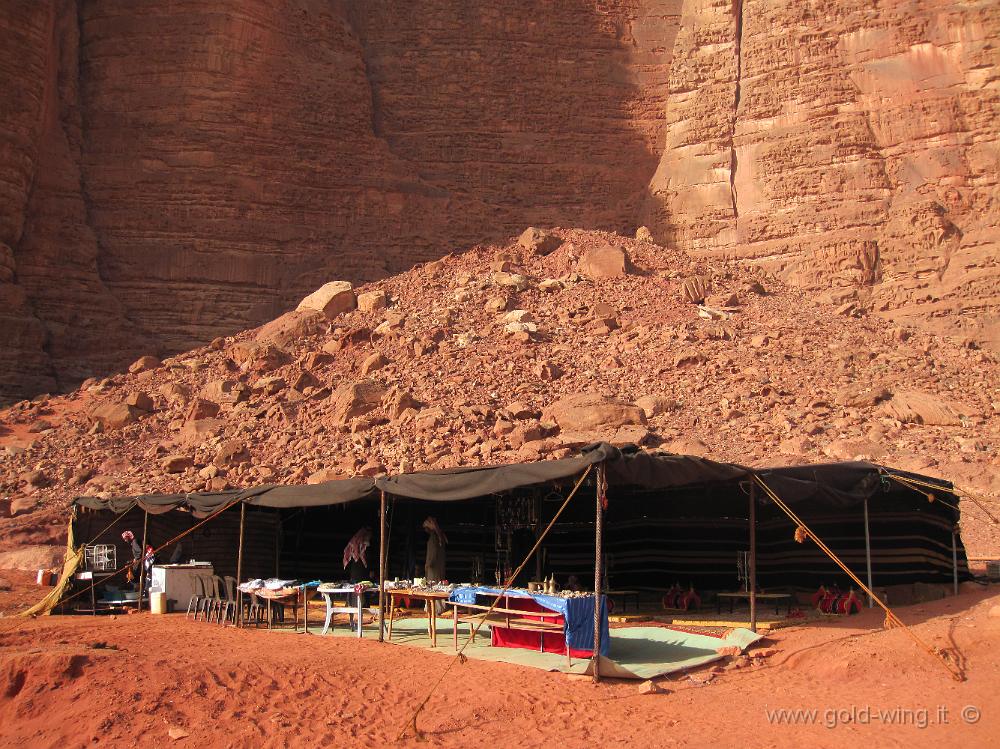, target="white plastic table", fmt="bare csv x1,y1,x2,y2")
318,585,379,637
